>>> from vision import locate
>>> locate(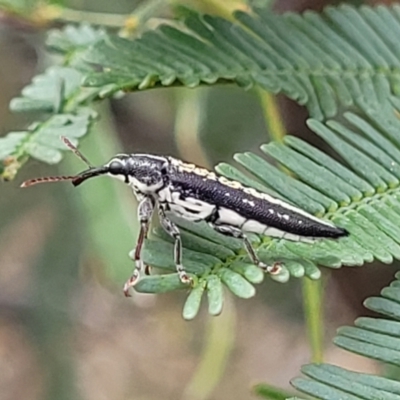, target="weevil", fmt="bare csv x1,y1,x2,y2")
22,137,348,296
